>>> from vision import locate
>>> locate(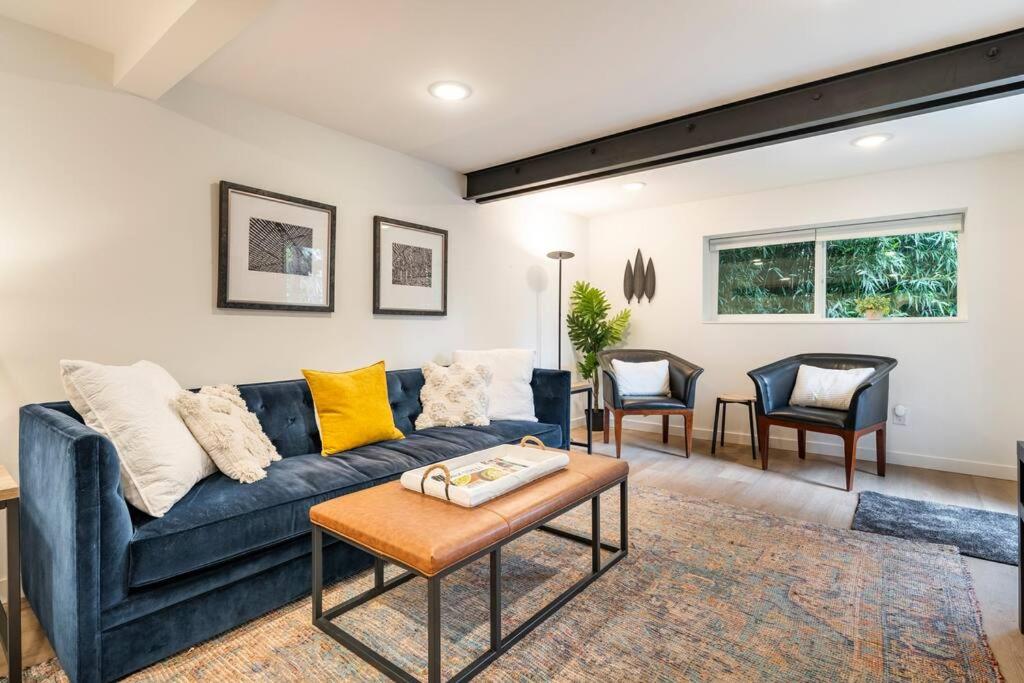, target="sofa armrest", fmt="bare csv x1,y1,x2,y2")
531,369,571,449
747,359,800,415
19,404,133,683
